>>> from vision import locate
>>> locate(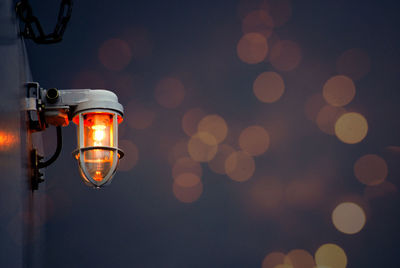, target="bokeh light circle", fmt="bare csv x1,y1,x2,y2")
208,144,235,175
172,157,202,179
316,105,346,135
98,38,132,71
174,173,201,188
197,114,228,144
335,112,368,144
154,77,185,108
188,132,218,162
225,151,255,182
332,202,366,234
269,40,302,71
354,154,388,186
284,249,315,268
239,125,270,156
274,265,292,268
237,33,268,64
242,10,274,38
182,108,206,137
173,180,203,203
322,75,356,107
253,71,285,103
315,243,347,268
262,251,286,268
